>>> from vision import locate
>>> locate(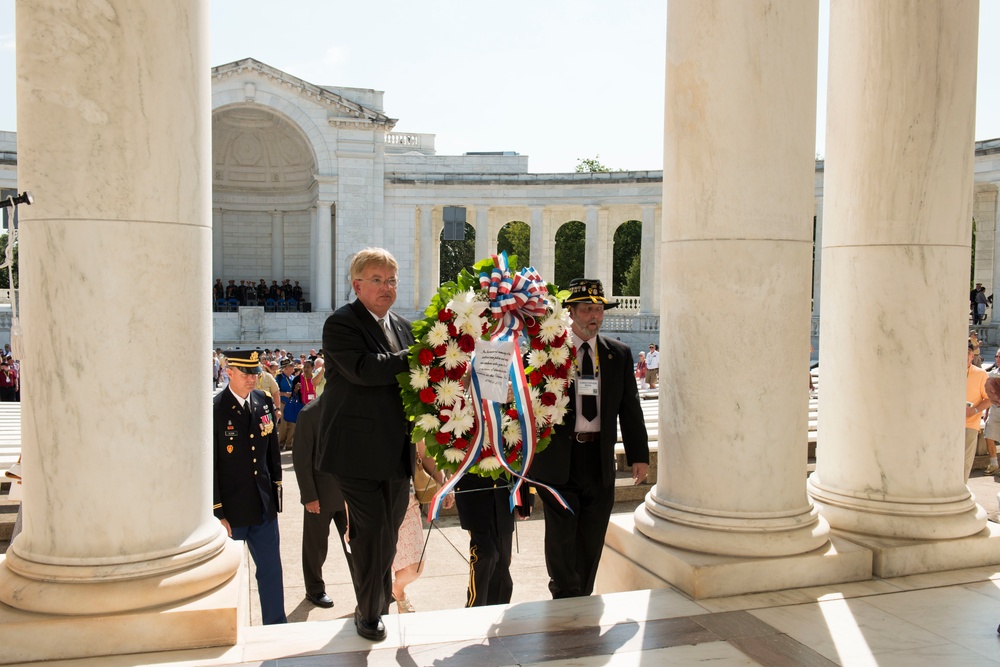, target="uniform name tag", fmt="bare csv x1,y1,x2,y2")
578,377,599,396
